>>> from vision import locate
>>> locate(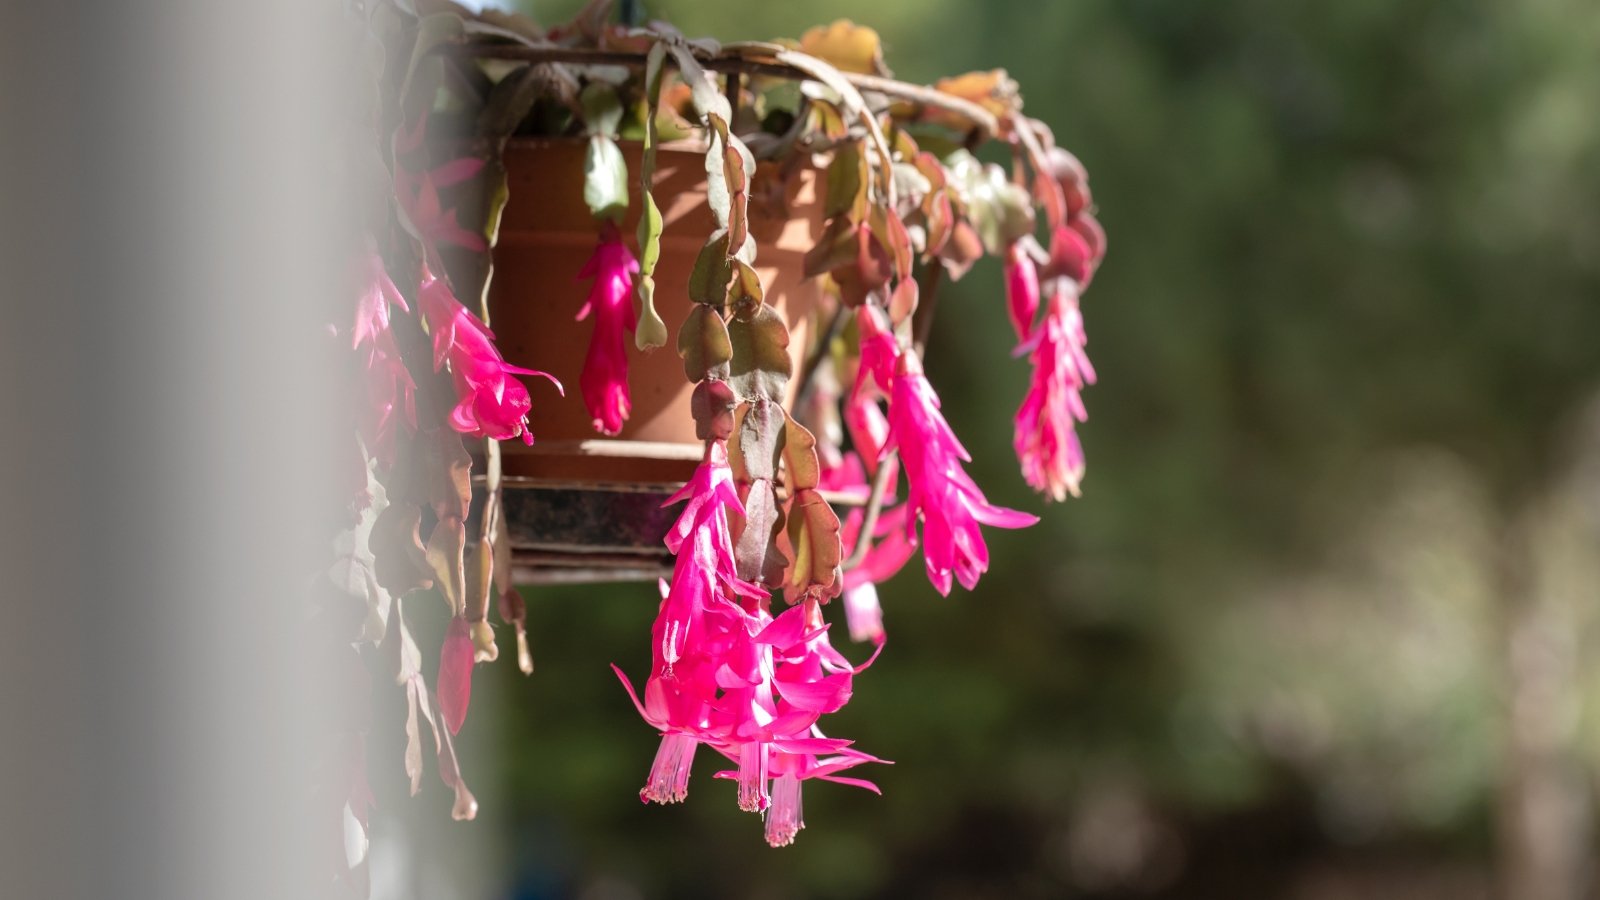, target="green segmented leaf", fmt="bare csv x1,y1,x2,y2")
634,275,668,351
425,517,466,617
667,42,732,124
579,82,624,138
731,398,786,482
690,379,737,441
583,135,629,222
678,304,732,383
705,118,731,228
825,140,867,220
727,302,791,401
705,116,755,249
636,190,662,275
477,64,541,140
782,414,822,491
688,231,734,306
728,260,765,316
786,487,842,598
635,40,667,340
